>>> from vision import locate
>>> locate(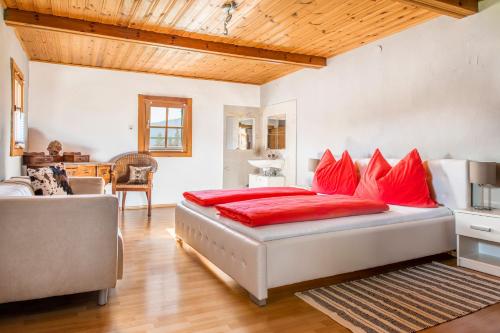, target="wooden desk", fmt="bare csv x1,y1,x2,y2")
64,163,114,184
25,162,114,184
